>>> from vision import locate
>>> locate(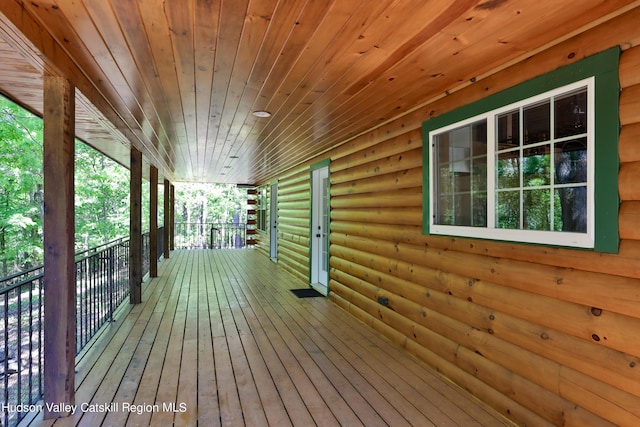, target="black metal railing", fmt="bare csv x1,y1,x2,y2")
74,239,130,353
0,266,44,427
175,222,246,249
0,227,164,427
